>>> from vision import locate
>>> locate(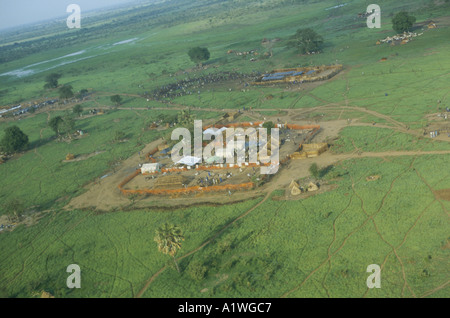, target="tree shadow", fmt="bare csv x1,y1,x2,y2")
28,135,56,150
